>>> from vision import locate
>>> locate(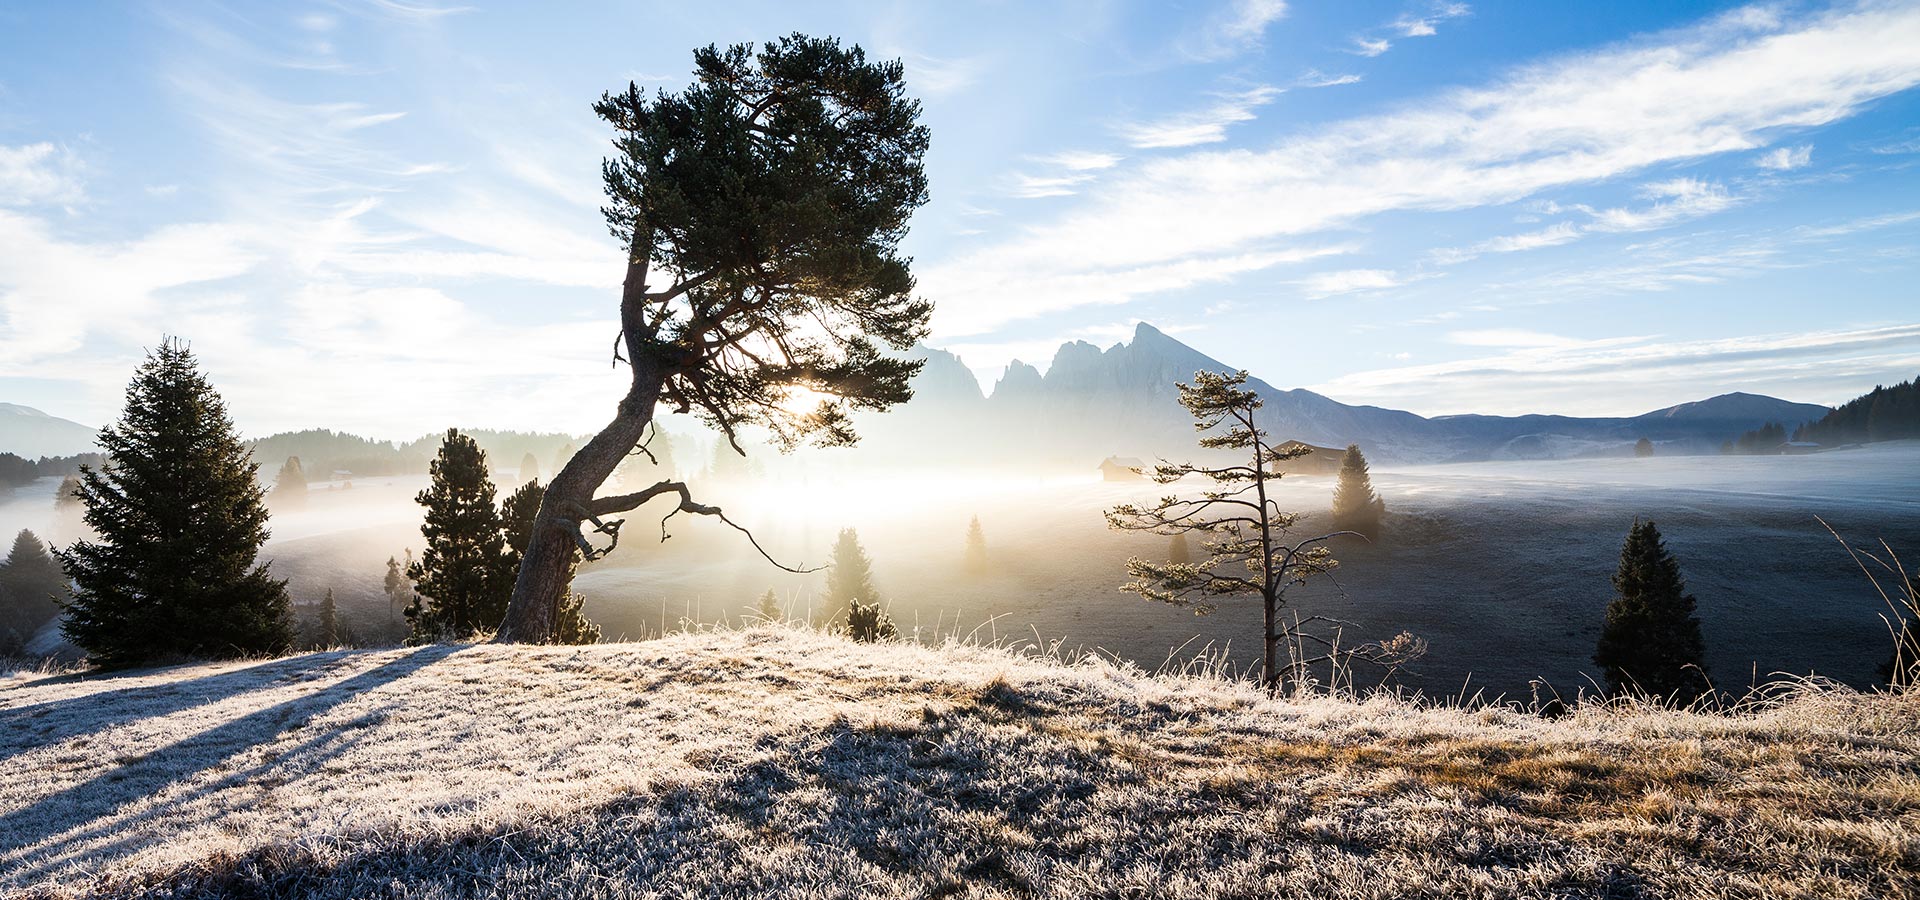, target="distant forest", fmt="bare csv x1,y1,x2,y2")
0,452,103,492
1794,375,1920,445
1731,374,1920,452
247,429,590,482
